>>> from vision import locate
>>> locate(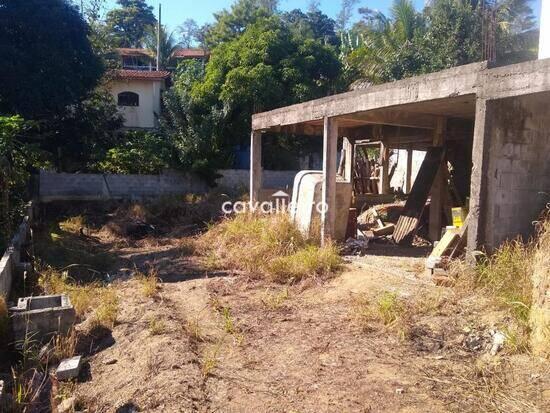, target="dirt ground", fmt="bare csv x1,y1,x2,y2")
57,227,550,413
